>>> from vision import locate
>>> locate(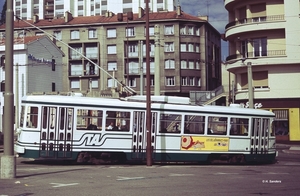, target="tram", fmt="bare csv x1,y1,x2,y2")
14,94,277,164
